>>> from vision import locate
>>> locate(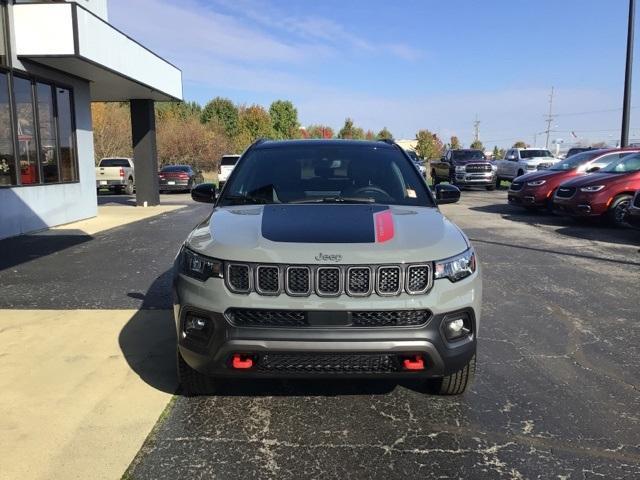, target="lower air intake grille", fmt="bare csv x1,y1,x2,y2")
256,353,401,374
351,310,431,327
226,309,307,327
